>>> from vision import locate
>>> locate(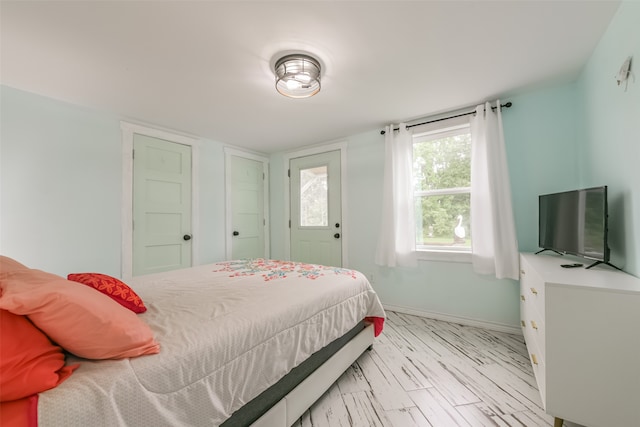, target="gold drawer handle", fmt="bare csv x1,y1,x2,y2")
530,287,538,295
521,320,526,327
521,295,526,301
530,320,538,330
531,354,538,365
